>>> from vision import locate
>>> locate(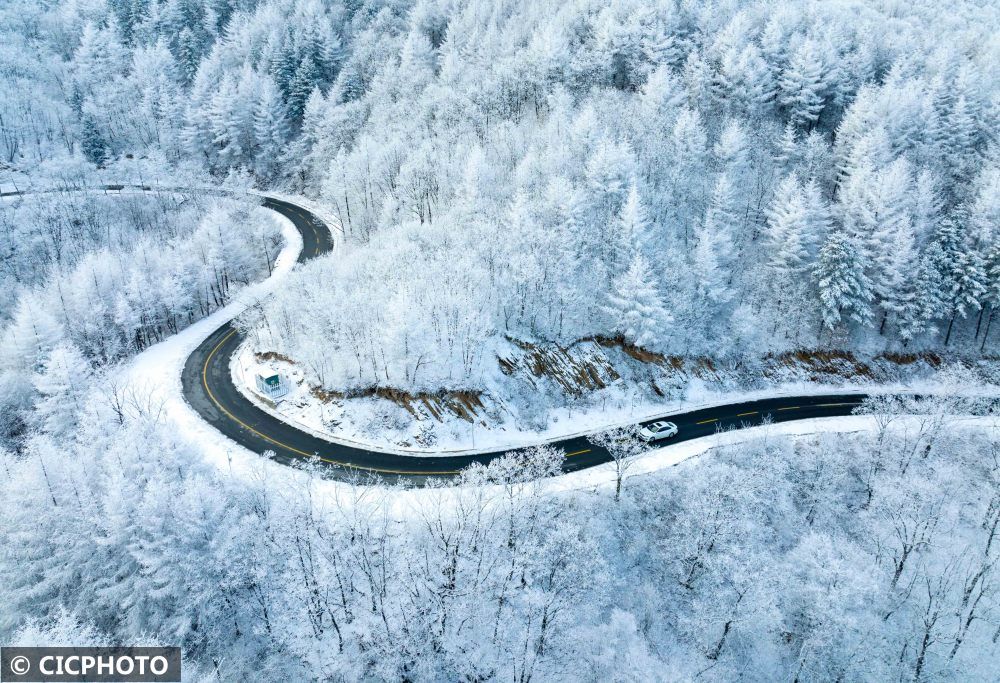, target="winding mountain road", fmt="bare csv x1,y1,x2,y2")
4,185,870,483
181,196,870,482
